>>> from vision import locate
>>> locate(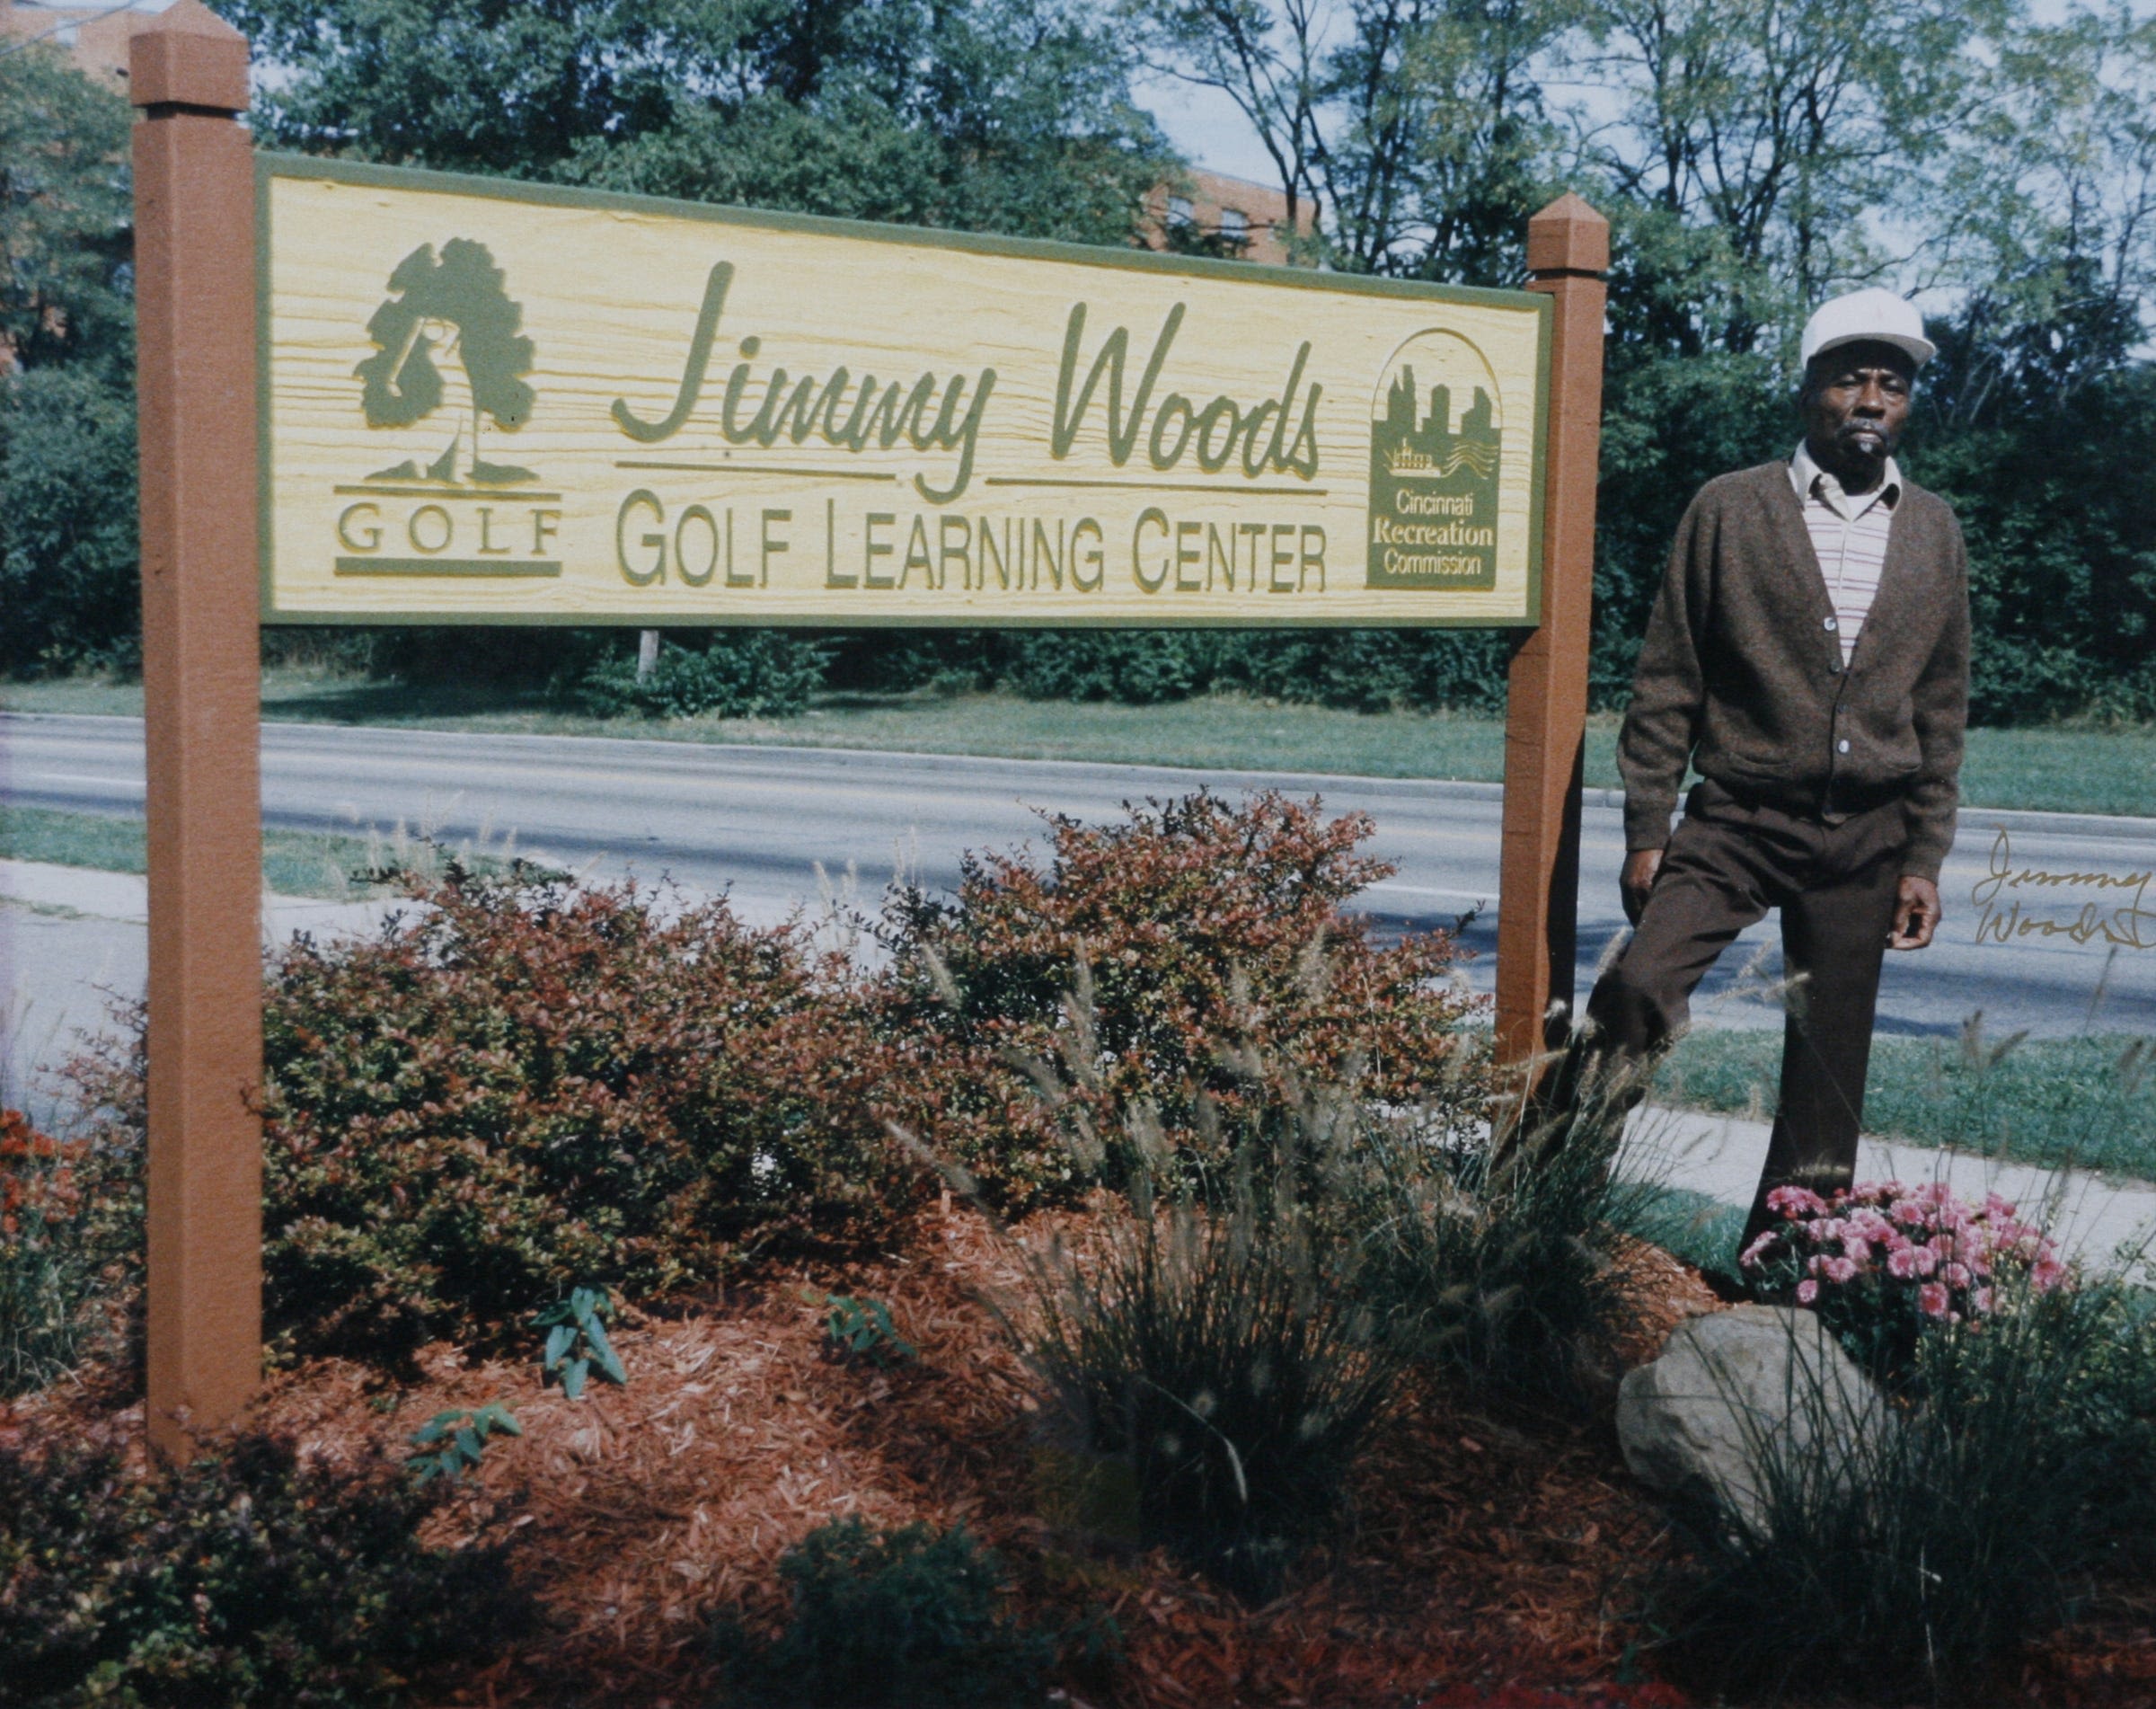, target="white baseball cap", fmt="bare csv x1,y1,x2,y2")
1799,287,1935,369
